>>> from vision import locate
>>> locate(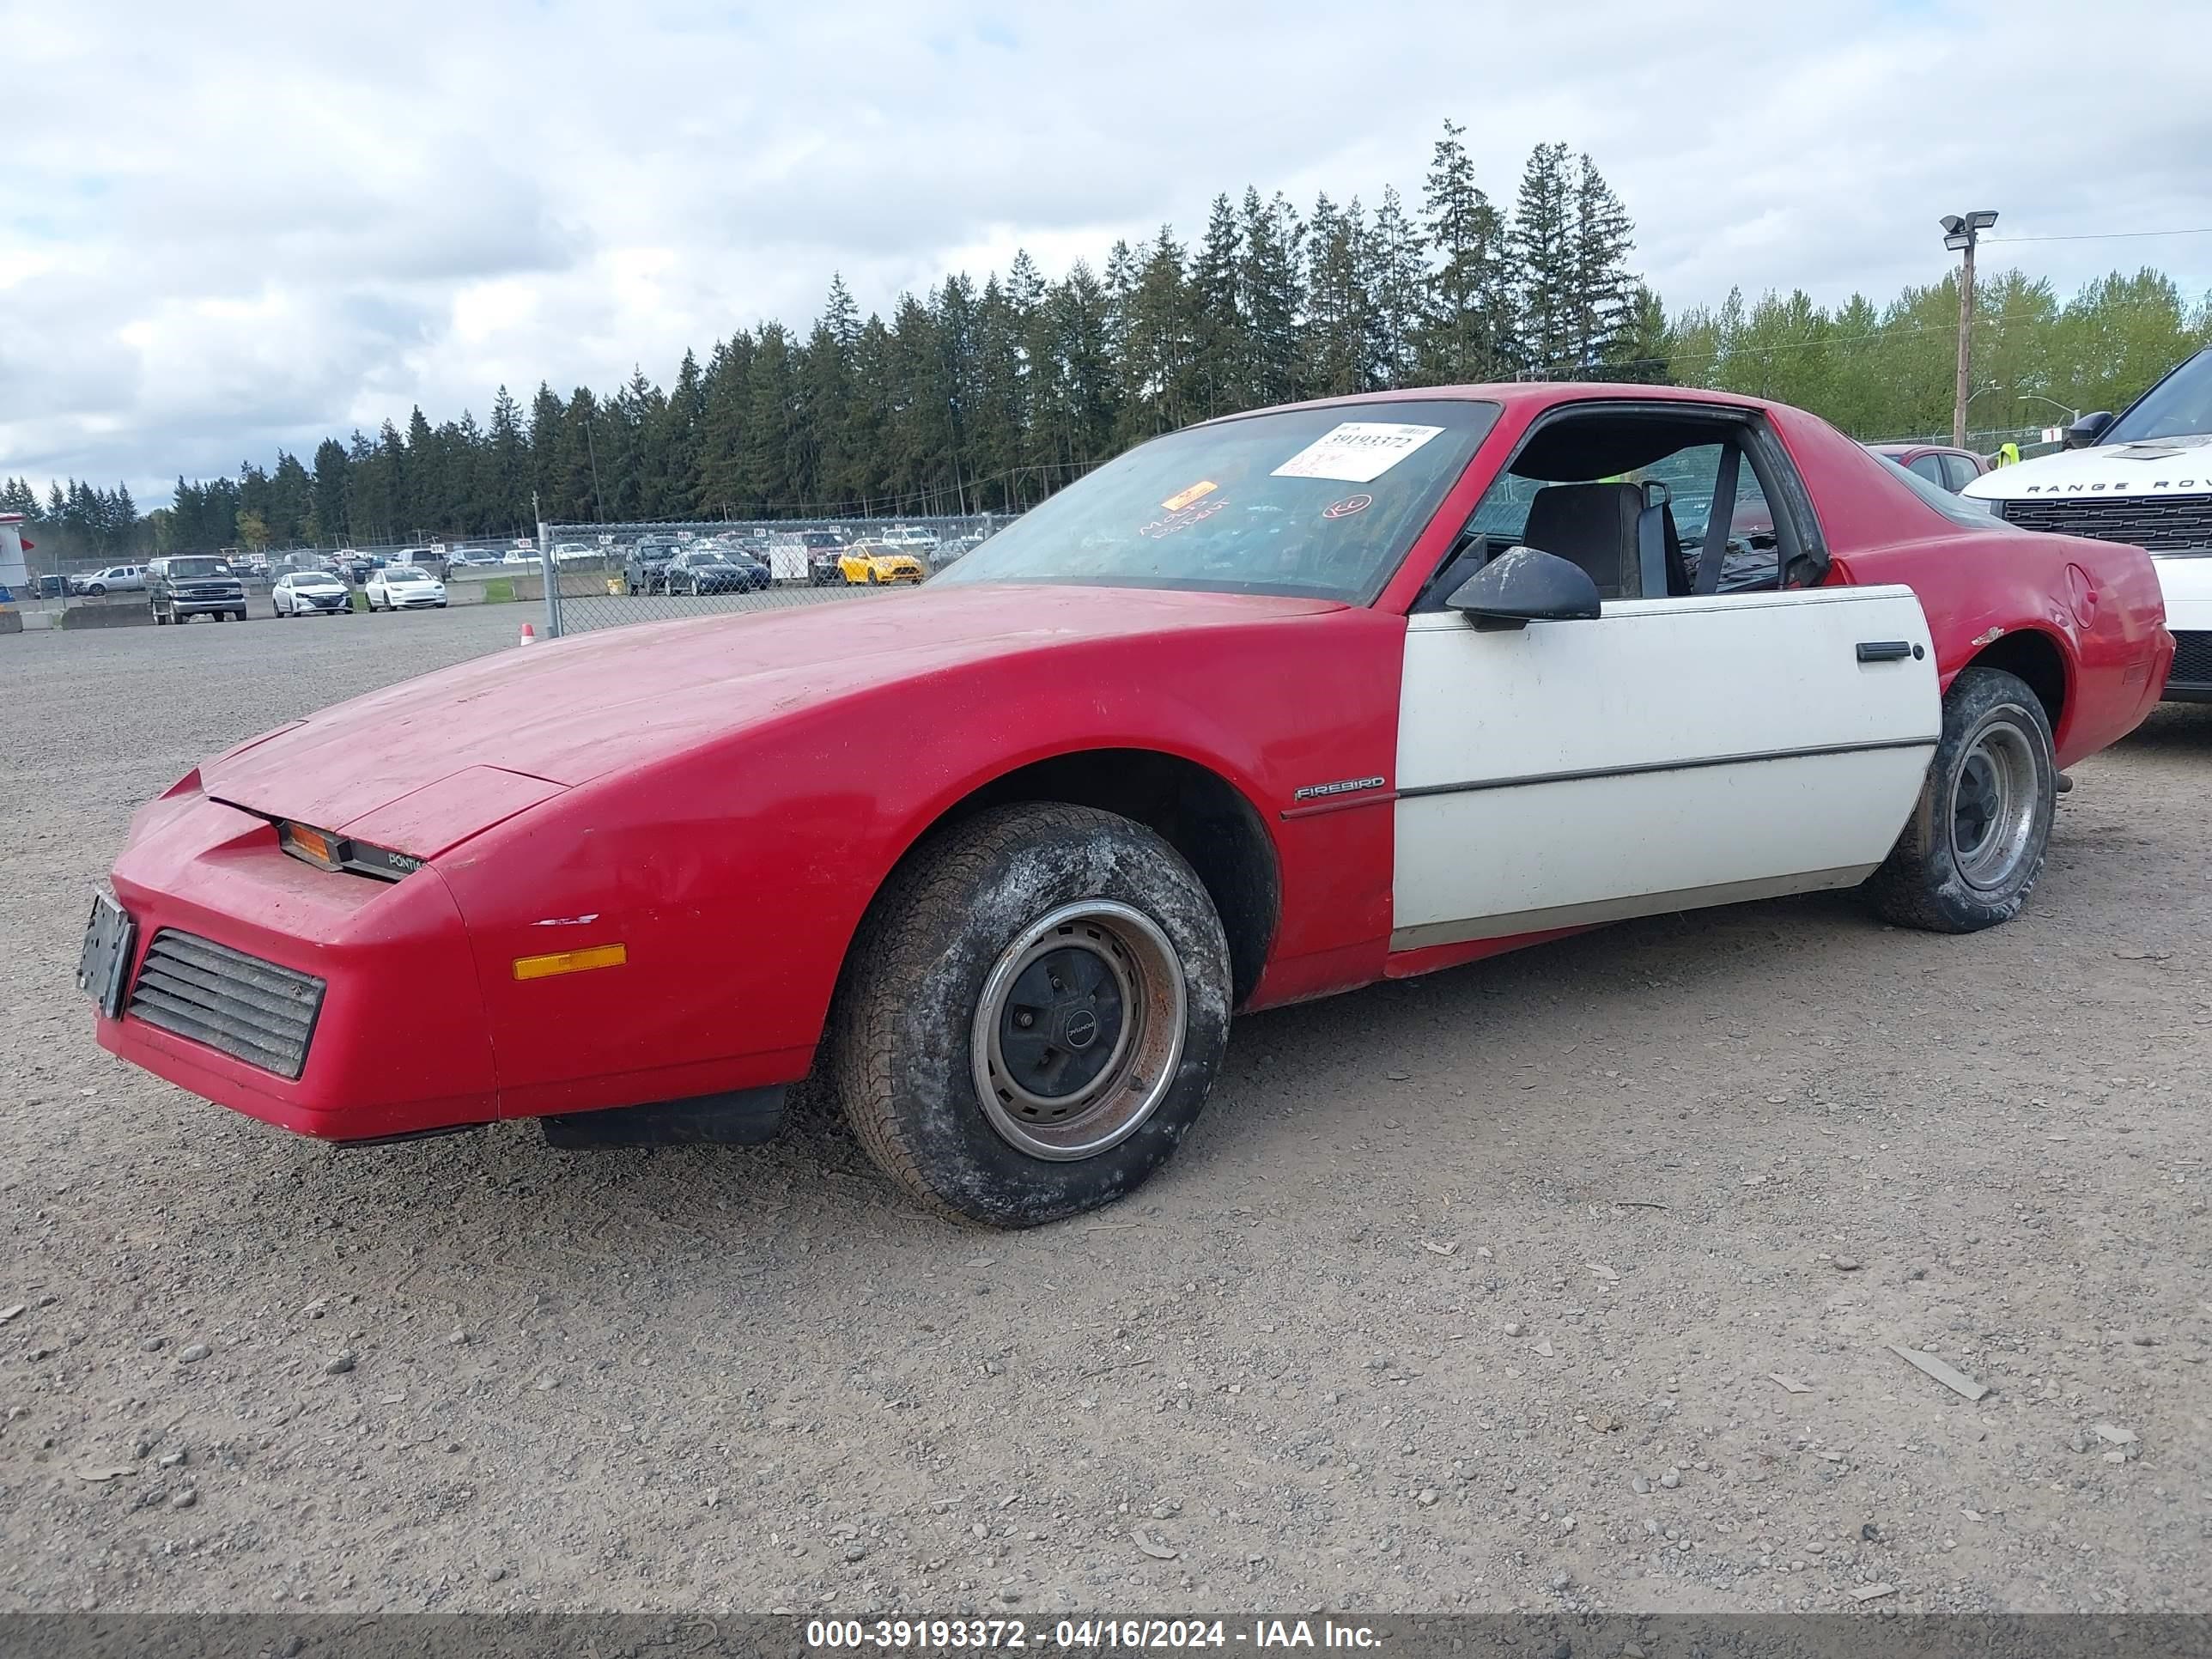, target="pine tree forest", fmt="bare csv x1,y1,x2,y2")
9,127,2209,562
